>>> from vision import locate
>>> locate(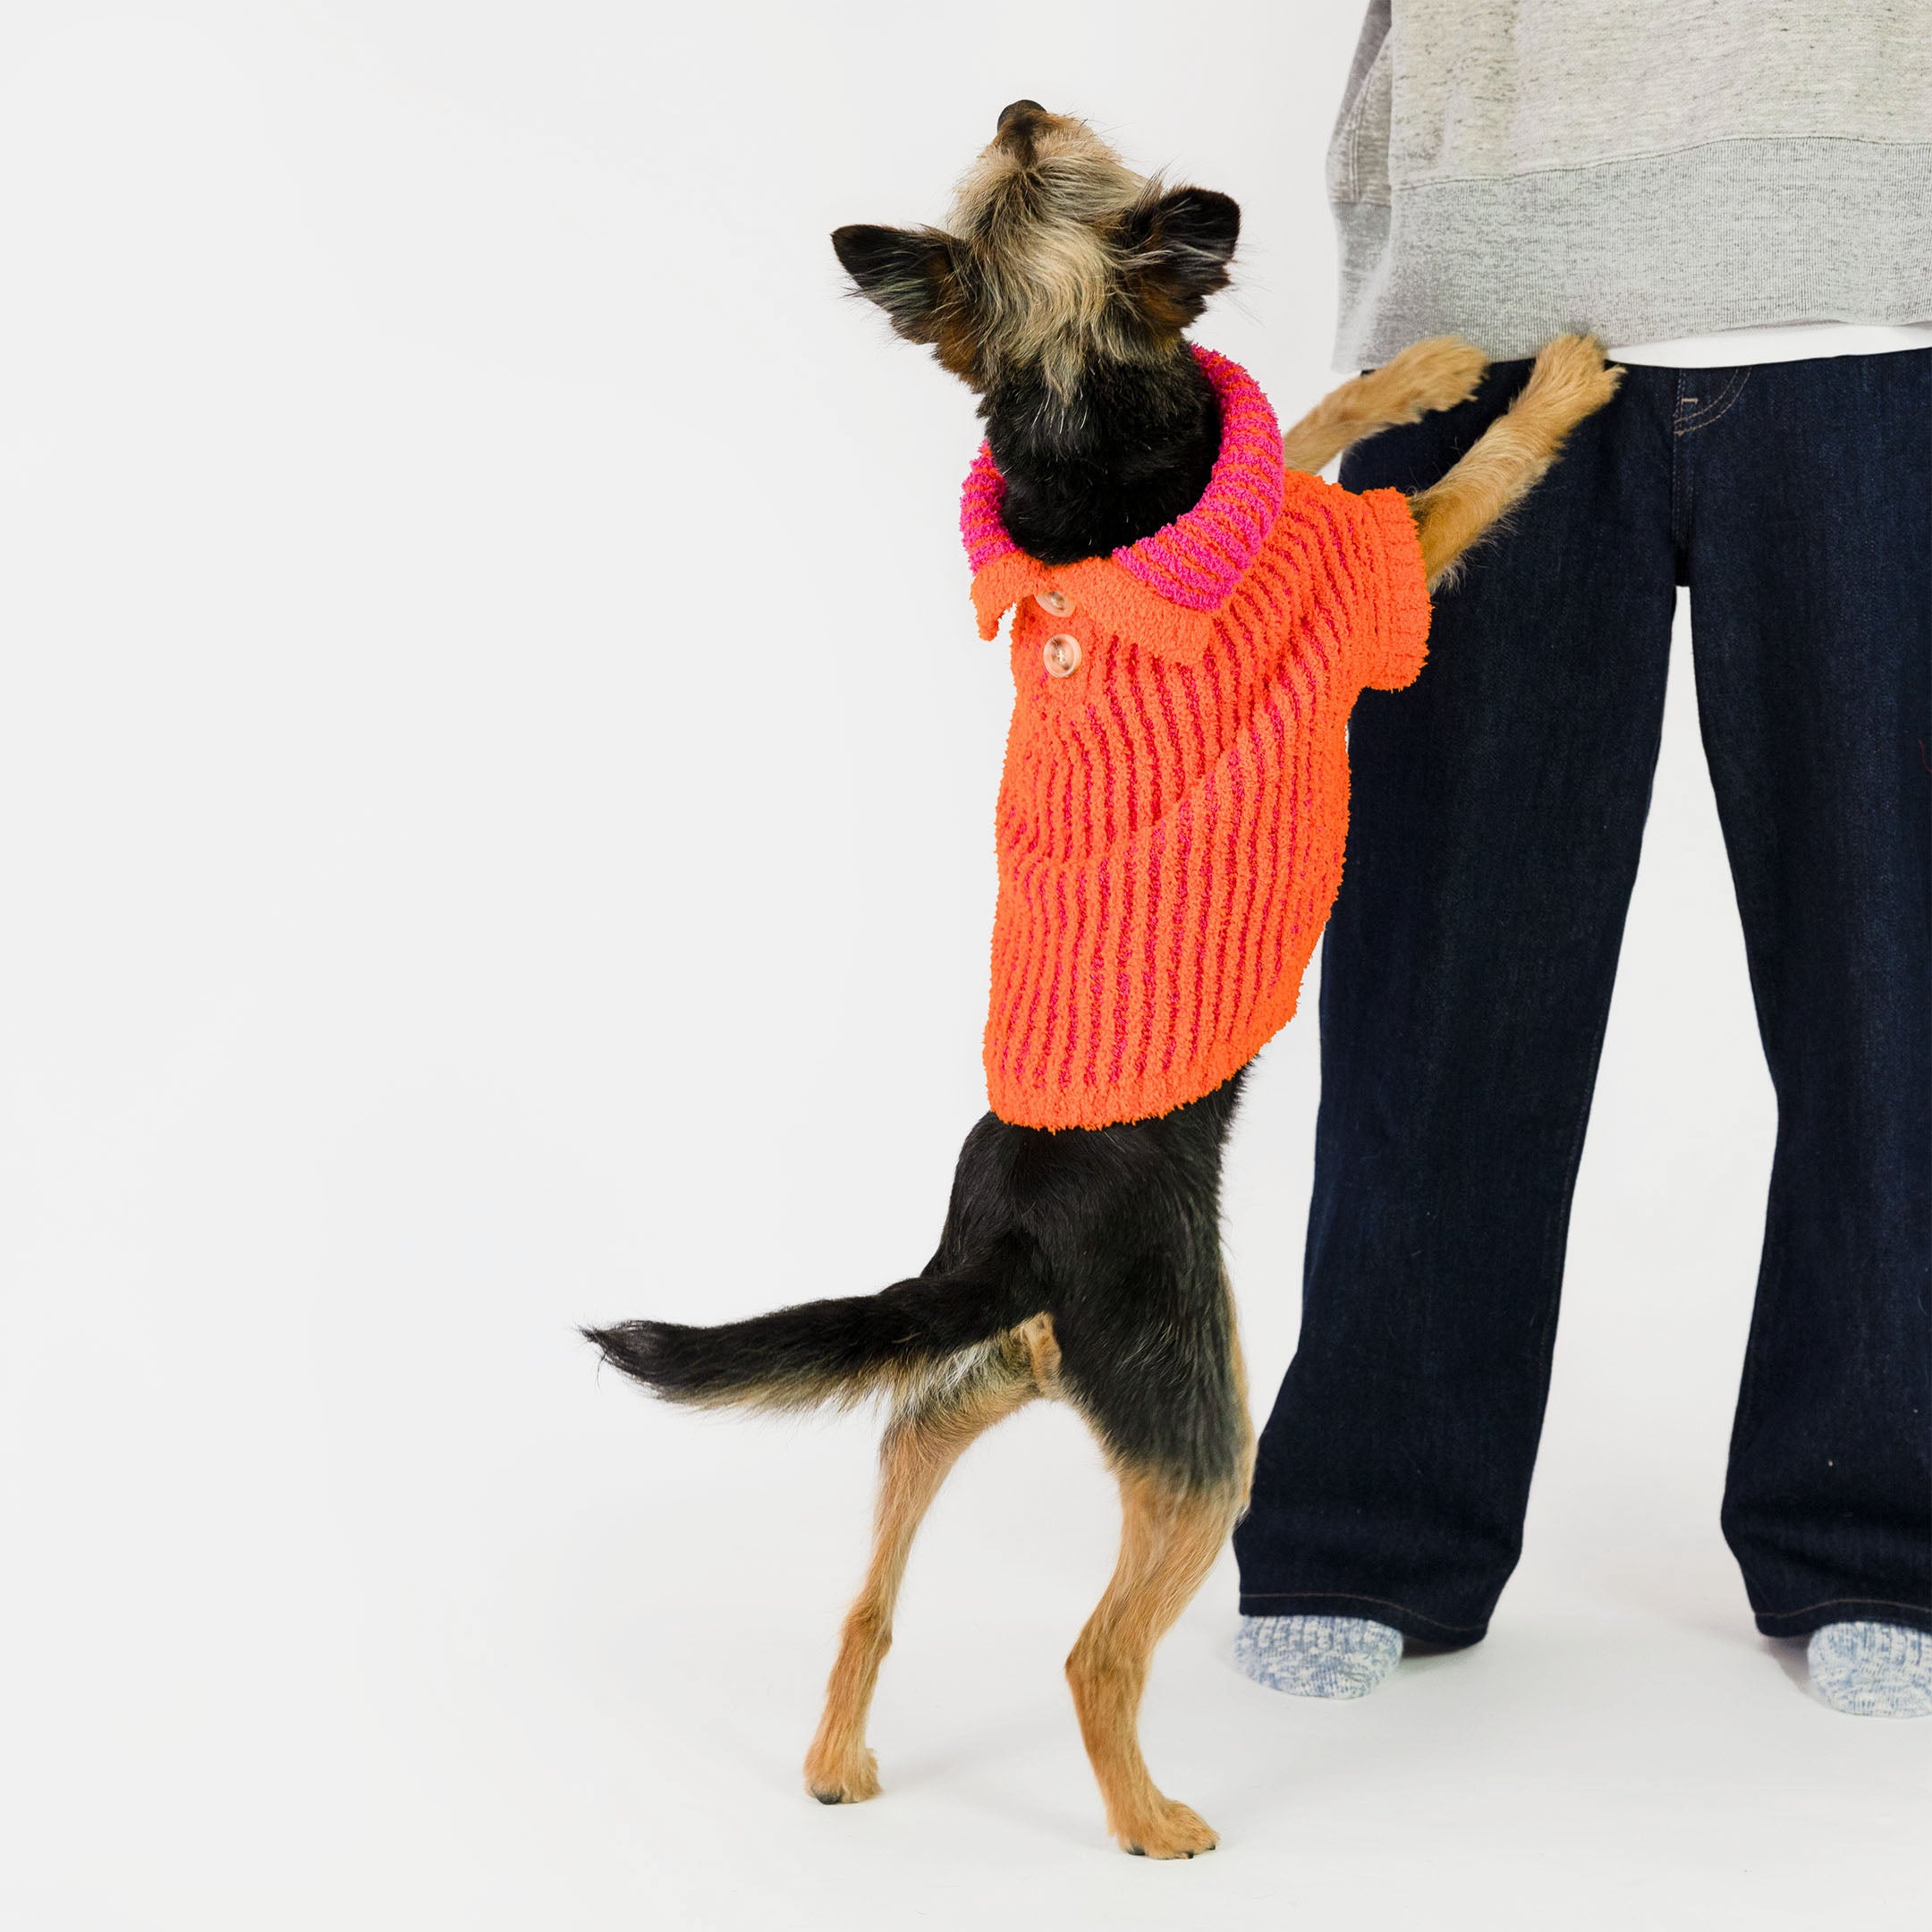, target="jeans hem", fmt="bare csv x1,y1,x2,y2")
1753,1597,1932,1640
1236,1589,1489,1648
